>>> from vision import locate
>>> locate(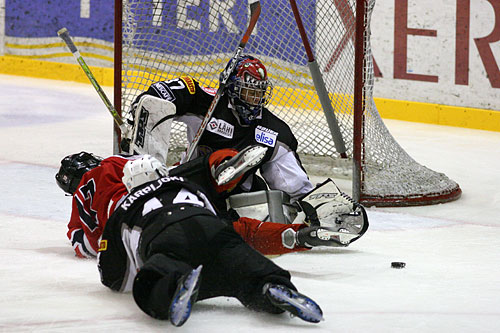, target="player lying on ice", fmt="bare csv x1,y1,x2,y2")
121,54,316,202
56,150,327,325
55,149,367,326
58,148,367,260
